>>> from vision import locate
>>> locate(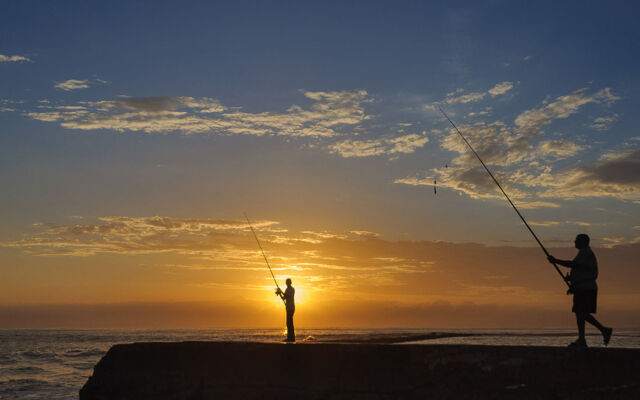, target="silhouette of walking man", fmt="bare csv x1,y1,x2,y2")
548,234,613,348
276,278,295,342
